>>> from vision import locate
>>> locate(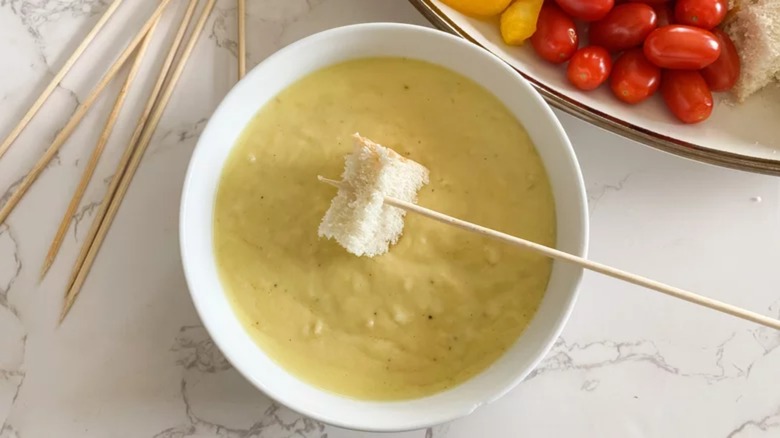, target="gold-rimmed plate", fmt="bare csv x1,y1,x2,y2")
410,0,780,175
